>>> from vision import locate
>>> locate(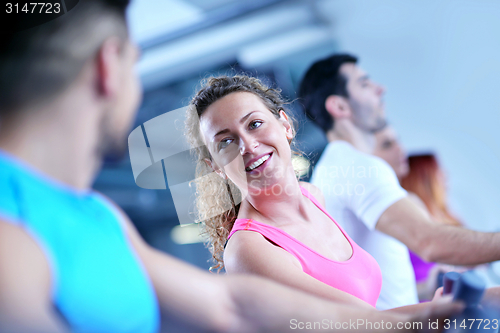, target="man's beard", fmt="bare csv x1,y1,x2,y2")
369,117,387,133
96,111,128,164
353,112,387,134
349,100,387,133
